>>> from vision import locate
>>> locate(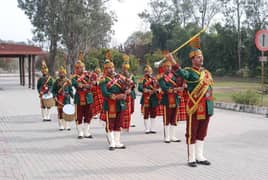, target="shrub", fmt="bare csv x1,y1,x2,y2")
231,90,259,105
215,68,225,76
